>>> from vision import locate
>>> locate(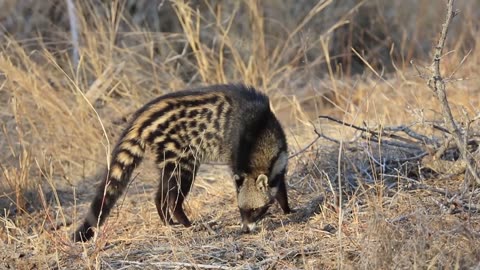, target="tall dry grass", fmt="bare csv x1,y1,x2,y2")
0,0,479,269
